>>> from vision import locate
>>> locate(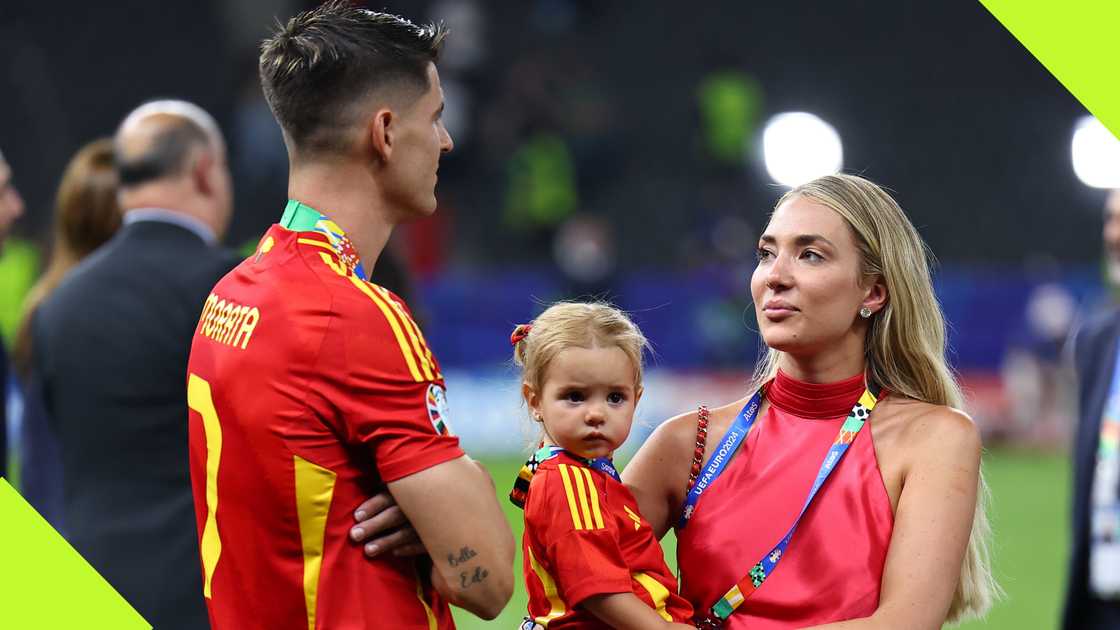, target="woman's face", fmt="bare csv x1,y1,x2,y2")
750,195,874,357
